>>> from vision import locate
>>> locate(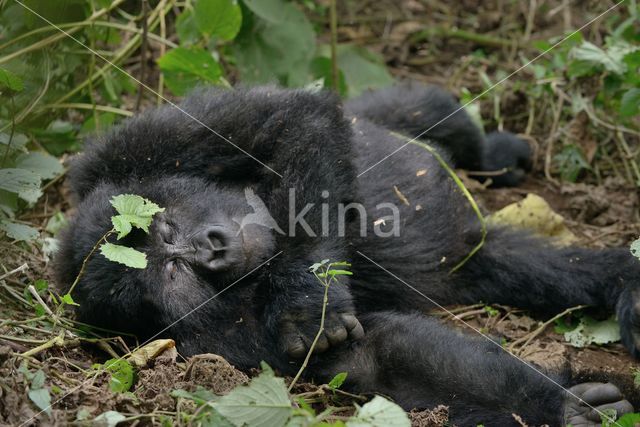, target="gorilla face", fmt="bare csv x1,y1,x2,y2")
56,176,276,338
